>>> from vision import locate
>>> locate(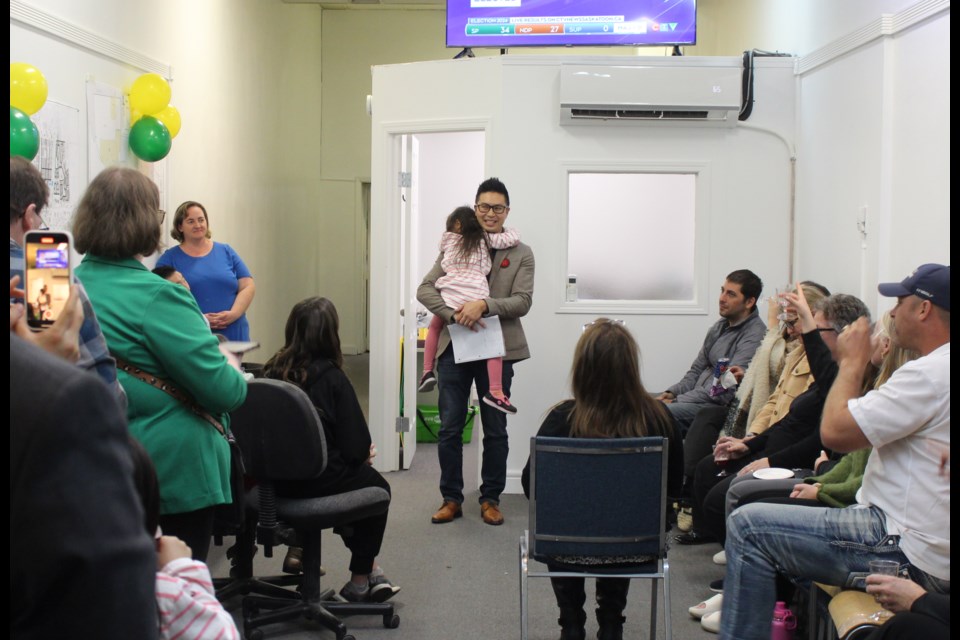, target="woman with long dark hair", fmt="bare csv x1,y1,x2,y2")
263,296,400,603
